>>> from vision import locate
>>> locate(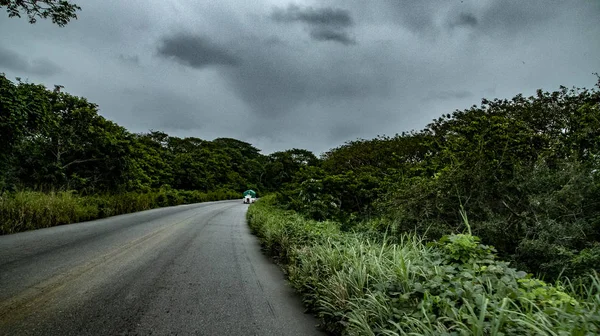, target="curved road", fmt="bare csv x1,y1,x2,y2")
0,200,323,335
